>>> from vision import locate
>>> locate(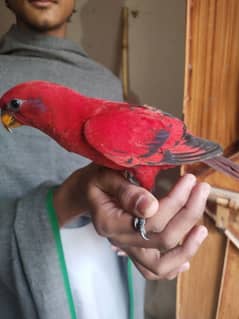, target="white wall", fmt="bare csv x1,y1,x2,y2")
69,0,185,118
126,0,185,116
